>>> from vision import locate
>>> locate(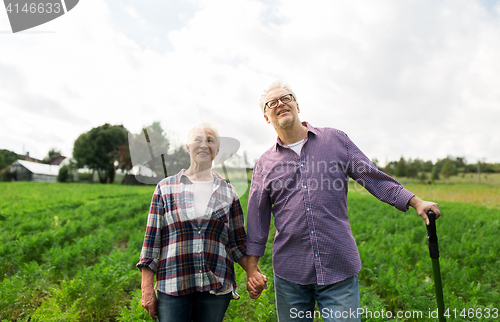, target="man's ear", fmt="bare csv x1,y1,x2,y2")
264,113,271,124
296,103,300,113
